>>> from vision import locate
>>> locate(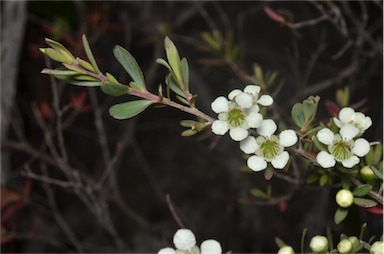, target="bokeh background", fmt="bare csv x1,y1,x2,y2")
1,1,382,253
